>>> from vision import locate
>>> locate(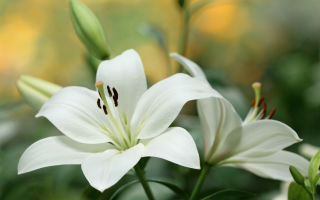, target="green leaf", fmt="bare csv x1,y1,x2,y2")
200,189,255,200
109,180,139,200
147,179,188,199
288,182,312,200
308,150,320,186
290,166,305,186
109,179,187,200
137,157,150,170
81,186,101,200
